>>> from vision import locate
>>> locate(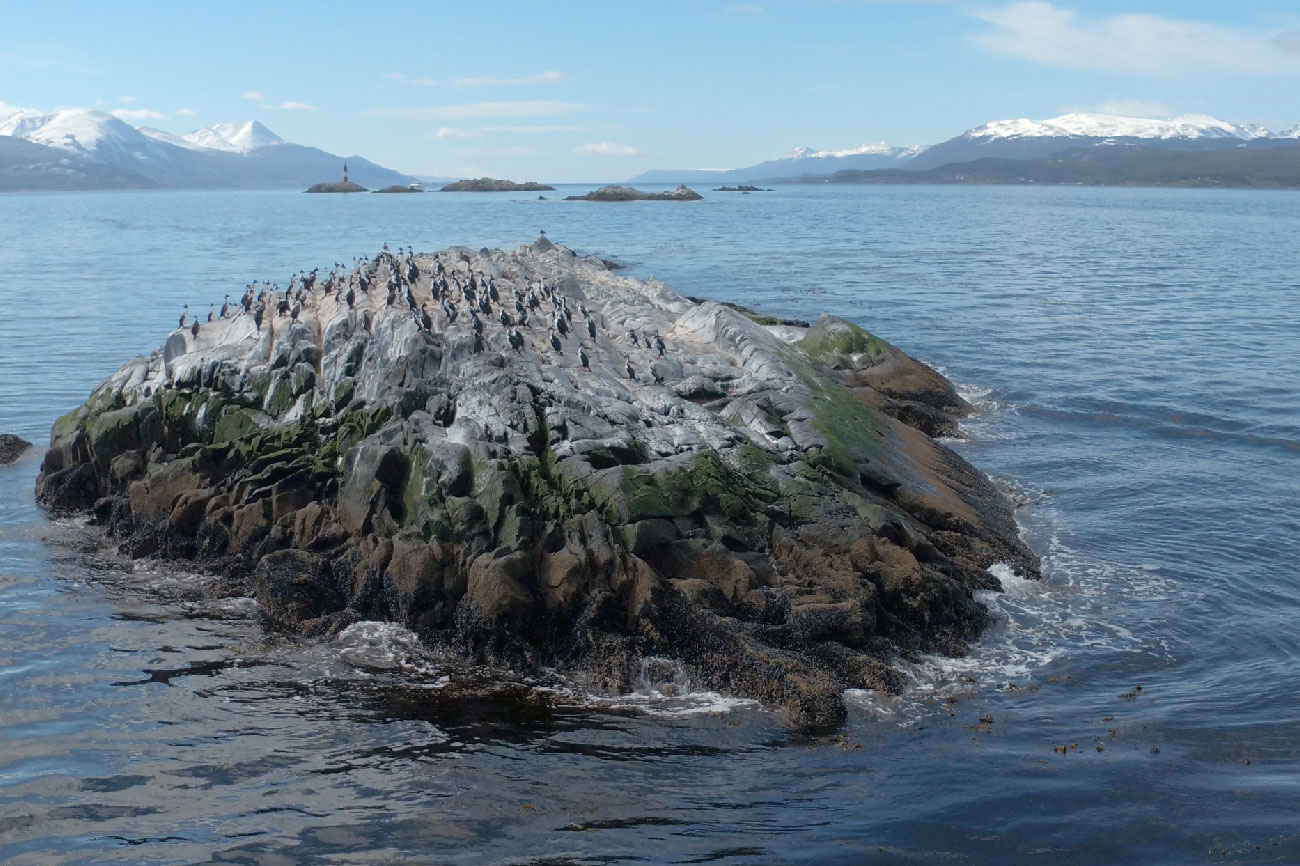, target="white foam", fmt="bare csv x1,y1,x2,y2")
590,656,761,718
331,620,444,676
